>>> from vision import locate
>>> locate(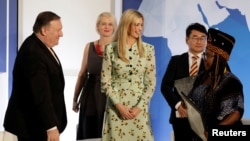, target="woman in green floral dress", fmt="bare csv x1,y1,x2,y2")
101,9,156,141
